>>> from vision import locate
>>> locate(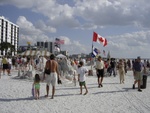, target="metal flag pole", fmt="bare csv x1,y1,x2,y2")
89,32,94,76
